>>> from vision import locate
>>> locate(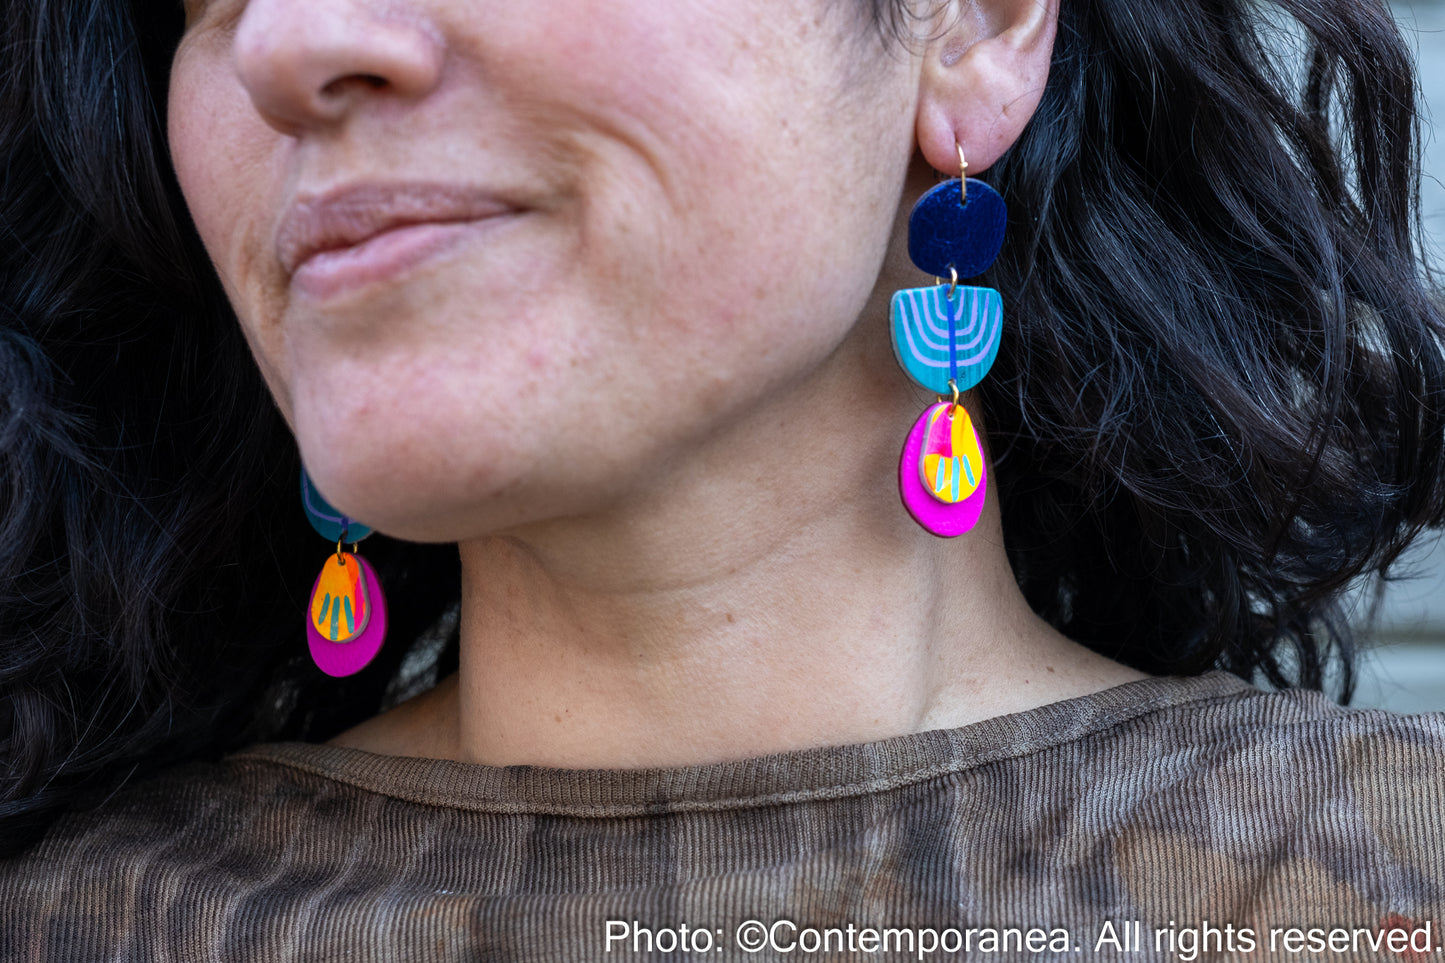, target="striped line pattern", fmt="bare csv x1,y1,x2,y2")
889,285,1003,395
